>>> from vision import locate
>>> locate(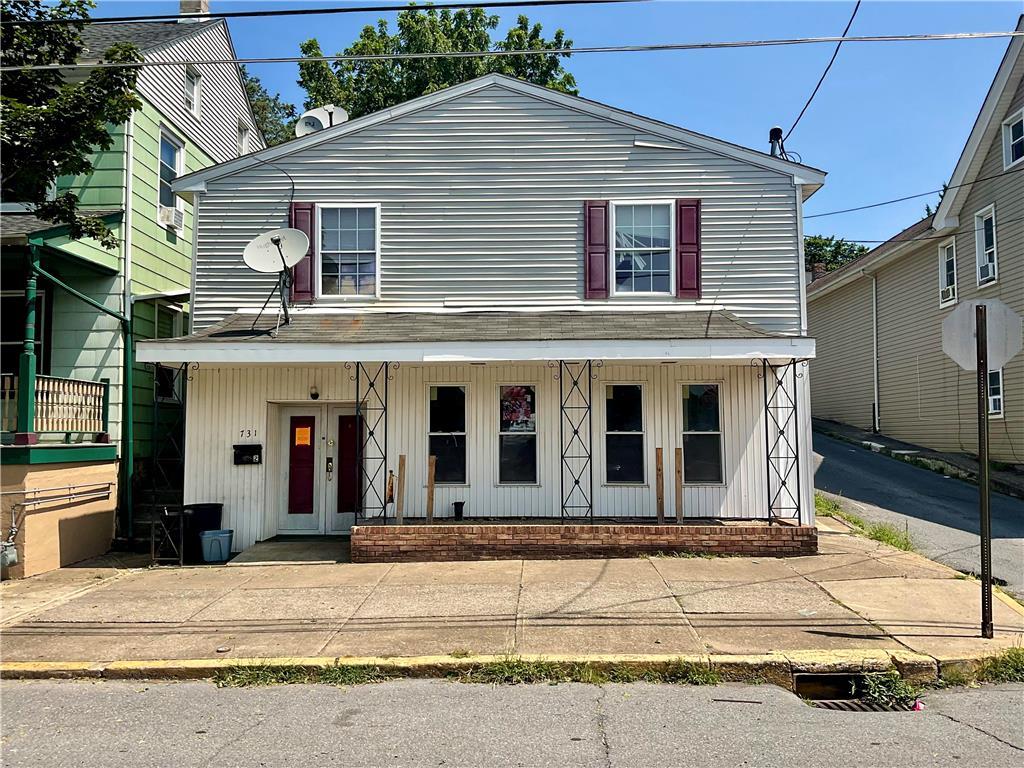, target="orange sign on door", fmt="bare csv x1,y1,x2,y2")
294,426,312,446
